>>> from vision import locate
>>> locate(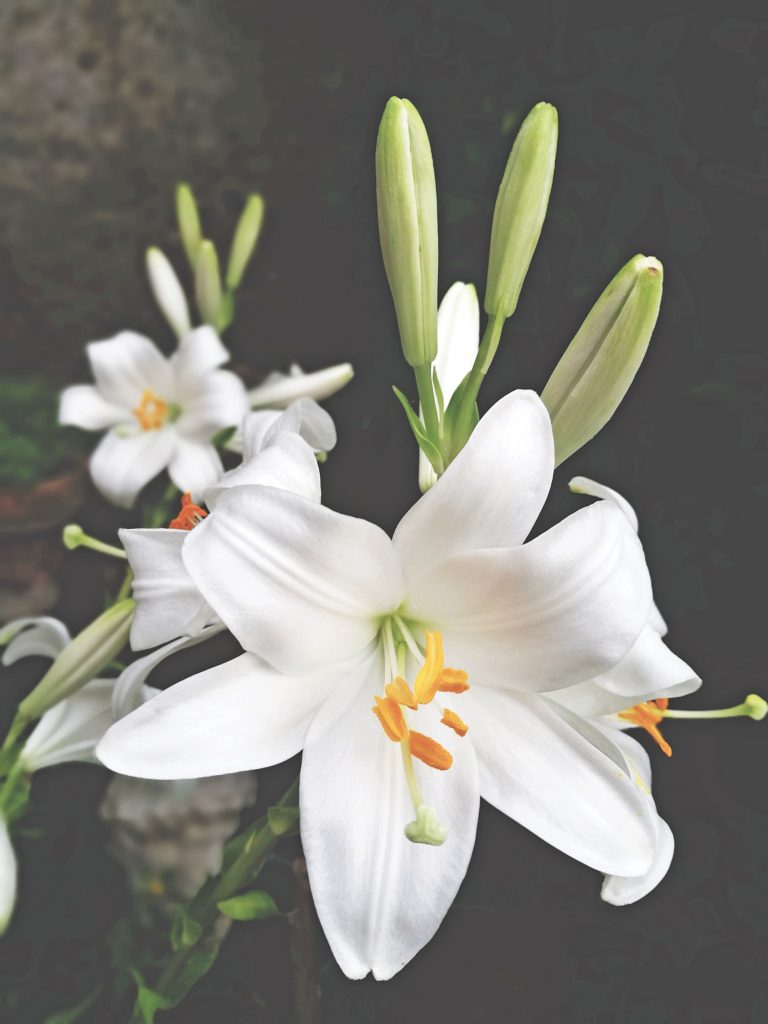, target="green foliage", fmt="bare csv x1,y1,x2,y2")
0,376,86,486
217,890,281,921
